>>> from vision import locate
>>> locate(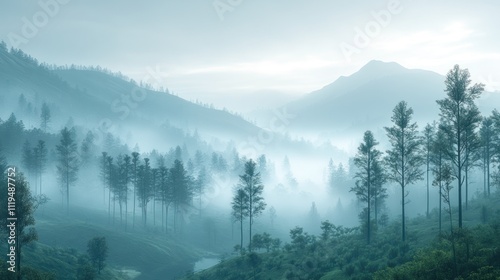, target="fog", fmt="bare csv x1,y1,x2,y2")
1,1,500,279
